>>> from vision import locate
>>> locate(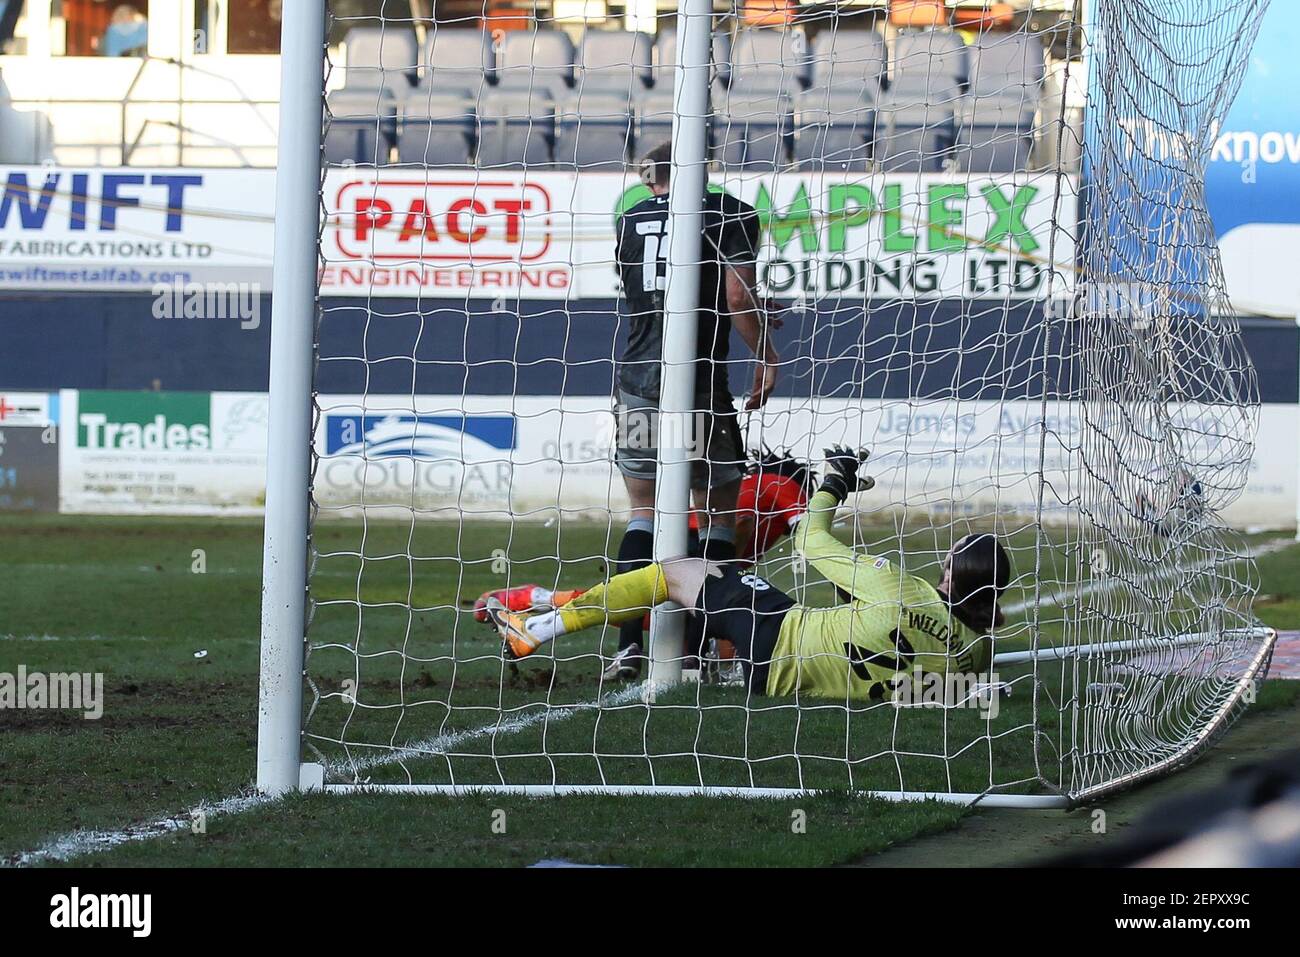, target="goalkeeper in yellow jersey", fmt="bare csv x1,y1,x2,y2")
487,448,1010,700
